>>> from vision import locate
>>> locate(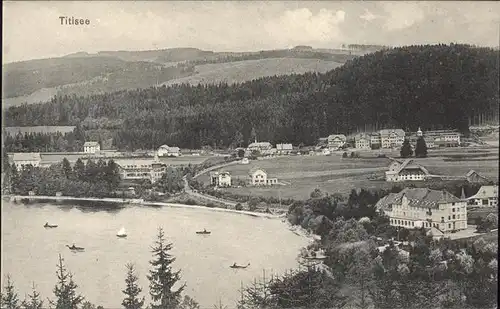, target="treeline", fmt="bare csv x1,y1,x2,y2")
5,44,499,150
1,228,202,309
3,126,85,152
3,157,188,198
3,158,121,197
